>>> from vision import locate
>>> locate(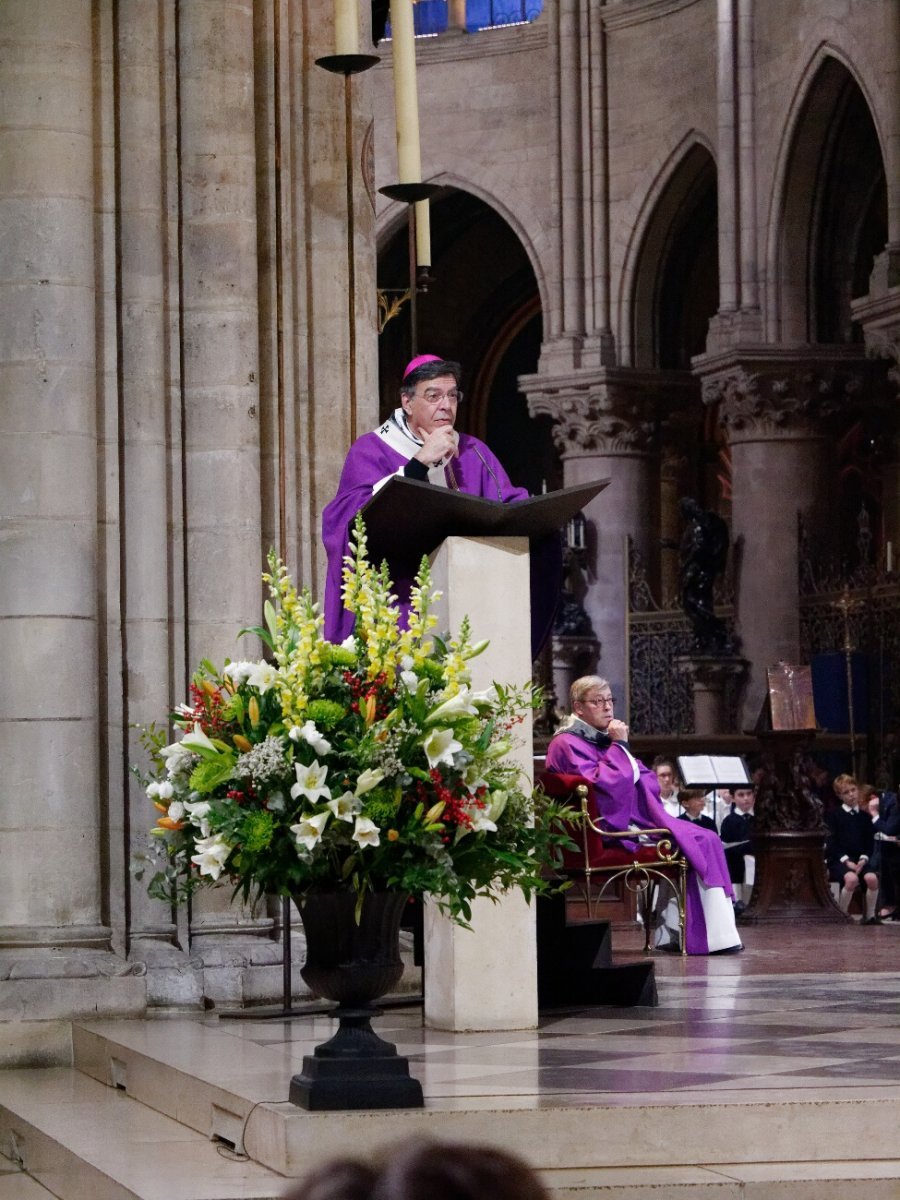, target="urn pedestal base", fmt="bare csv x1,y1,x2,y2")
288,890,424,1110
289,1007,424,1110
